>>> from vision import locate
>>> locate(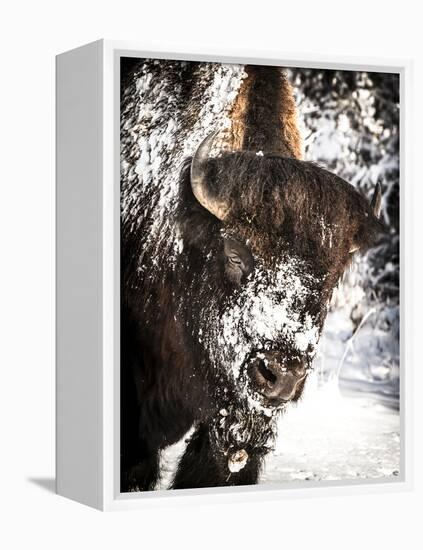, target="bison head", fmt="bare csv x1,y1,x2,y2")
176,132,383,453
